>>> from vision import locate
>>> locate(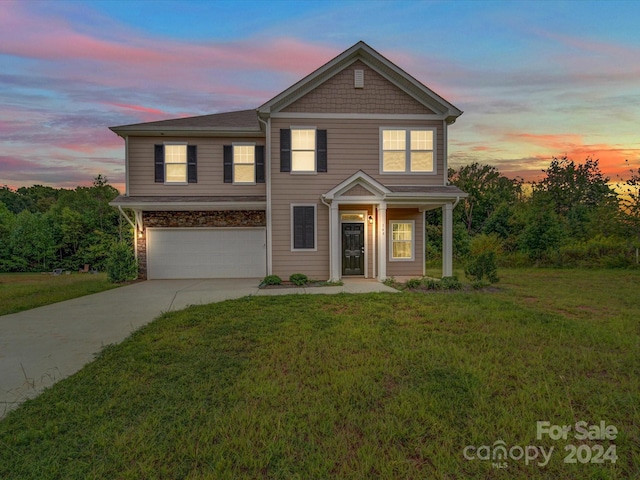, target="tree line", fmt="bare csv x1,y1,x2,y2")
1,157,639,274
0,175,130,272
427,156,640,268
